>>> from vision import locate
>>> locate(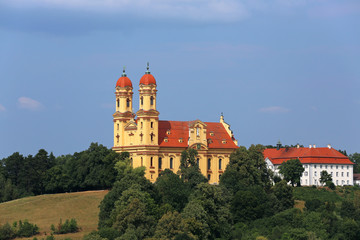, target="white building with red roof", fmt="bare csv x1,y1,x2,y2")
264,145,354,186
112,64,239,184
